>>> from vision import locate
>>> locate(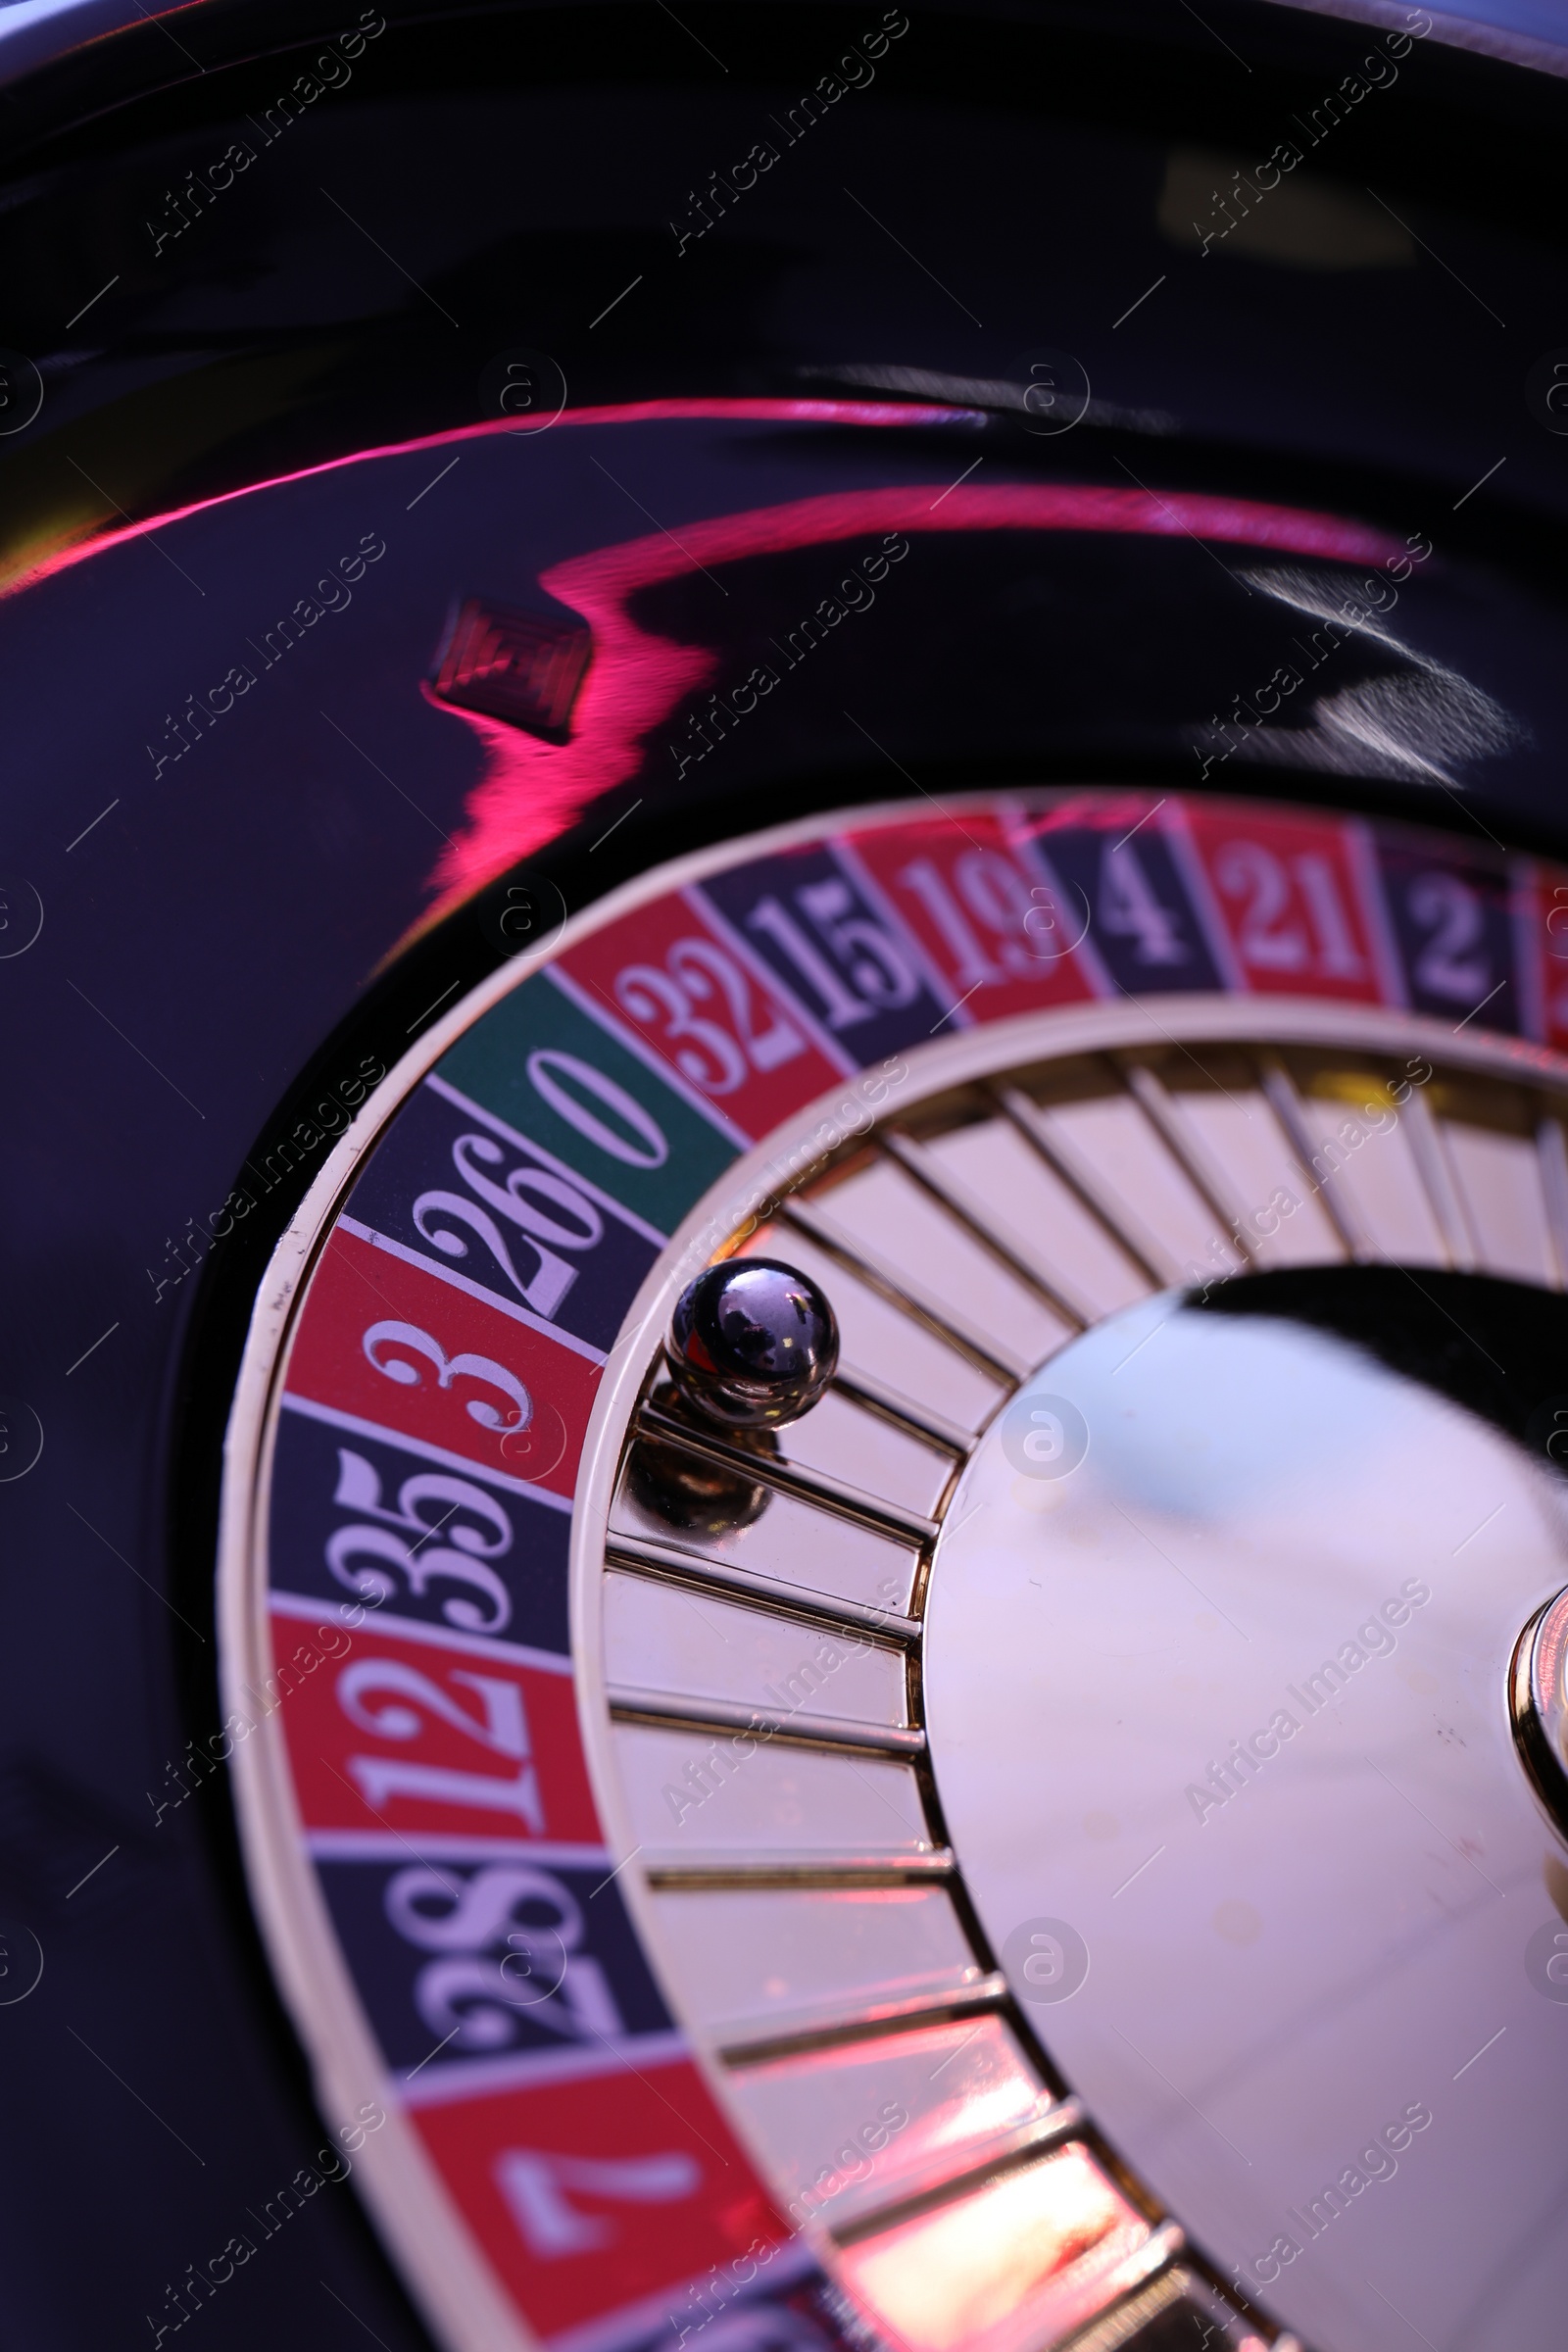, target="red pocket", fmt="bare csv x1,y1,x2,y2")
1179,801,1385,1001
413,2056,790,2340
847,810,1096,1024
284,1228,599,1497
559,890,844,1142
275,1614,598,1843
